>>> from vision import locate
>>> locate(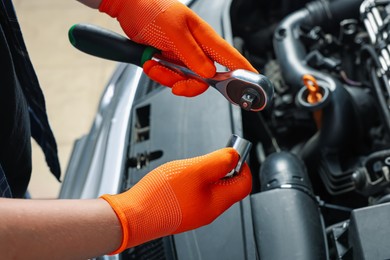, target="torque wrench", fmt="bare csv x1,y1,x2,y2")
68,23,274,112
